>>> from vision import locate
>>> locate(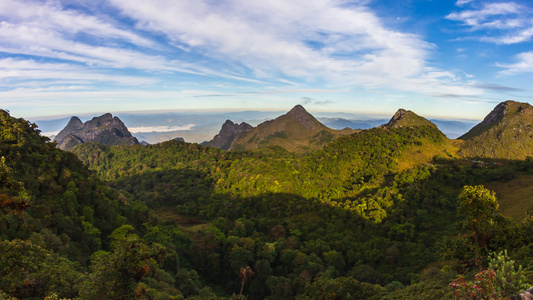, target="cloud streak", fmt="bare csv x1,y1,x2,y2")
447,2,533,45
